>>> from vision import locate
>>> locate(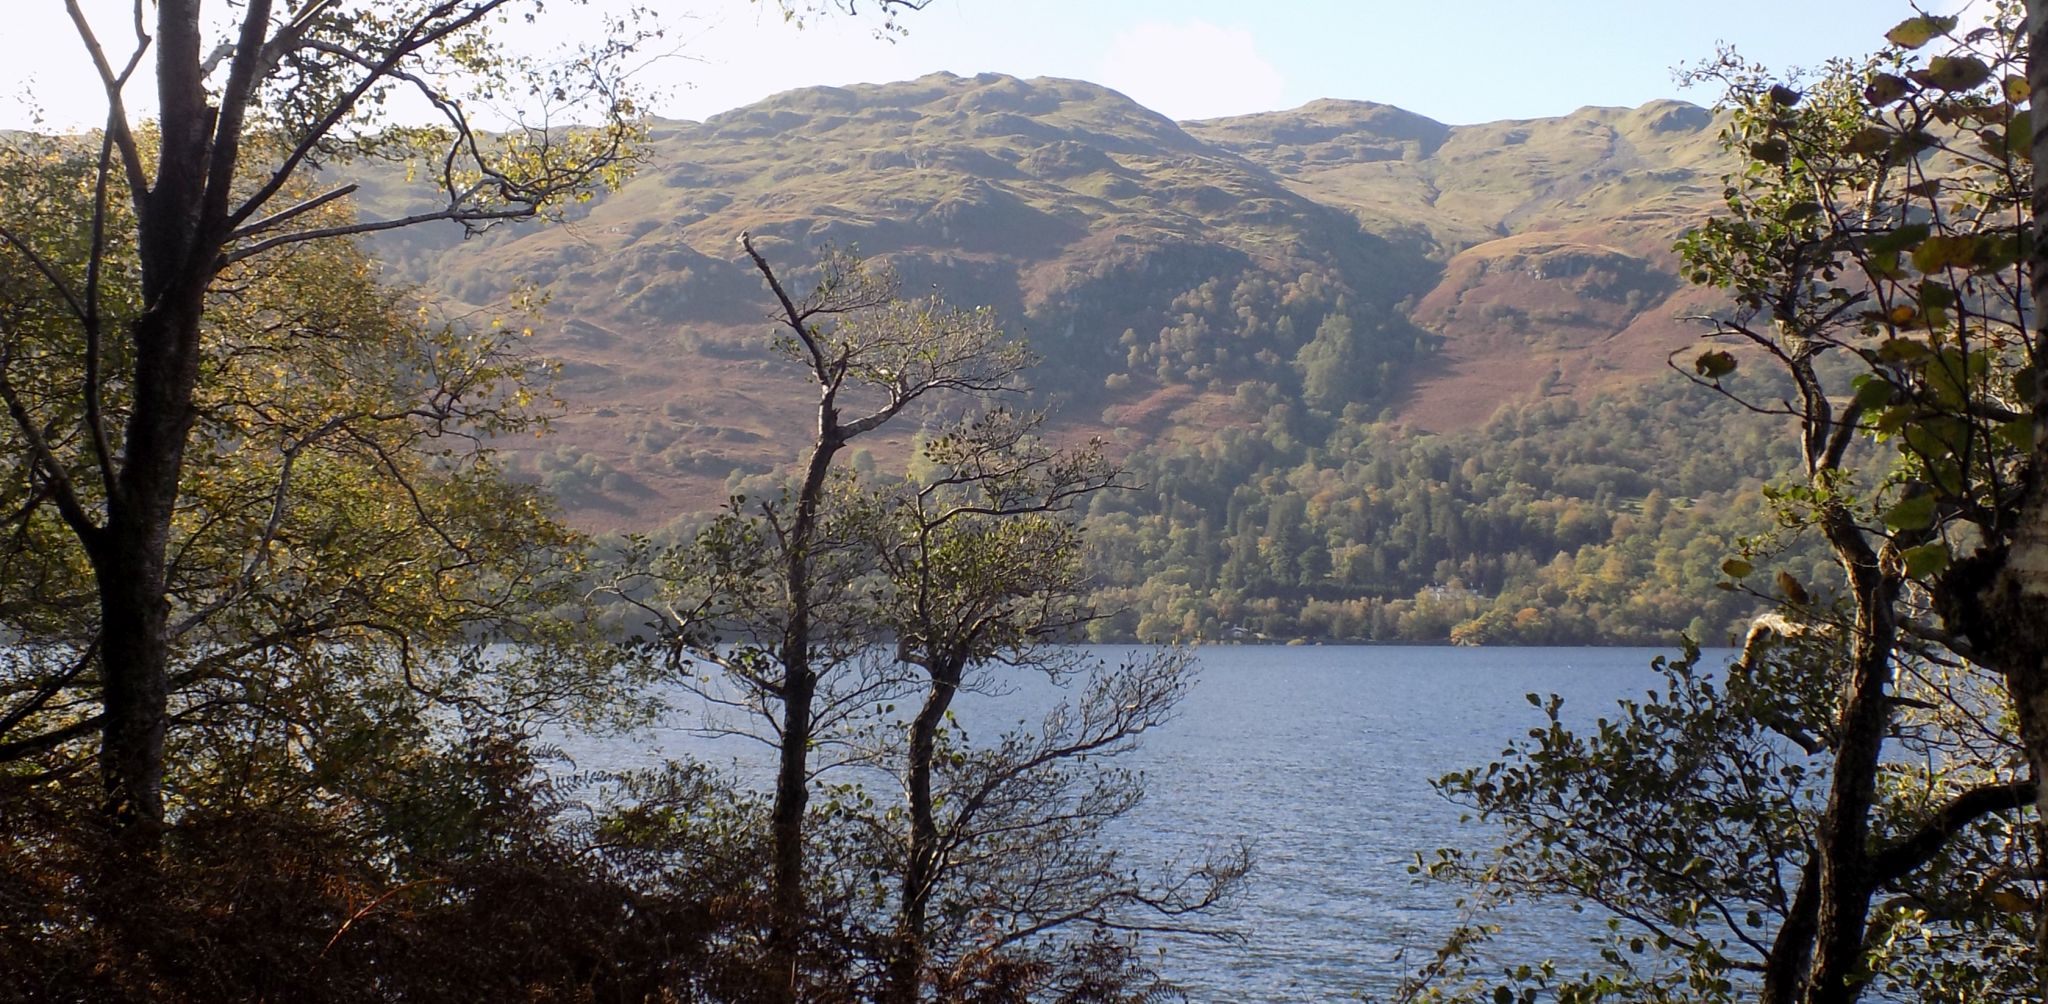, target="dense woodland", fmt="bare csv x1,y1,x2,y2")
1078,356,1822,645
6,3,2048,1004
